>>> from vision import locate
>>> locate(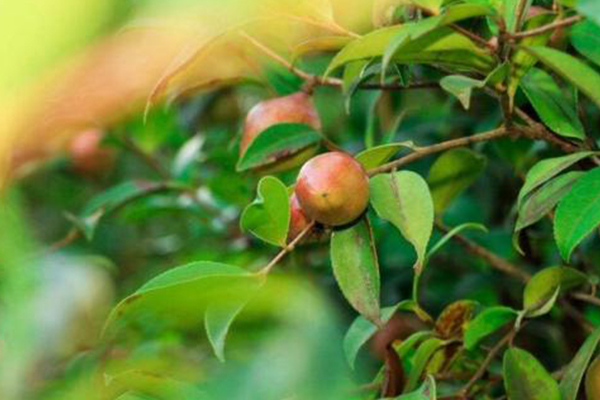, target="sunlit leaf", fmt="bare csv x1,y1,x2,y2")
356,141,417,169
240,176,290,247
103,262,260,336
236,123,321,172
370,171,434,273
